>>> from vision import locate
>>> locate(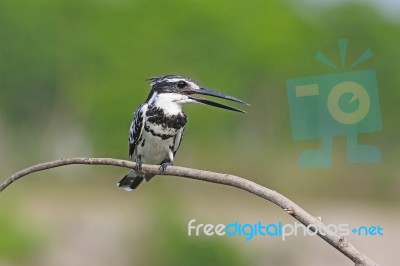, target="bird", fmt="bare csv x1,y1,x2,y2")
117,75,249,191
